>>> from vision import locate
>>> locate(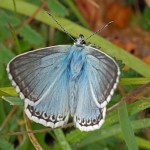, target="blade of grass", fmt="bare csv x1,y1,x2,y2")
8,23,21,54
118,102,138,150
12,0,17,14
1,101,150,141
24,113,43,150
0,87,18,97
1,96,23,105
66,100,150,145
64,0,89,28
75,118,150,148
135,136,150,149
0,0,150,77
53,129,72,150
120,78,150,85
117,135,150,150
0,106,17,131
